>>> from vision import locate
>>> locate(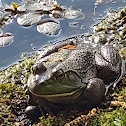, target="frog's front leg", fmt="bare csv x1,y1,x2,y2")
95,44,125,94
82,78,105,105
